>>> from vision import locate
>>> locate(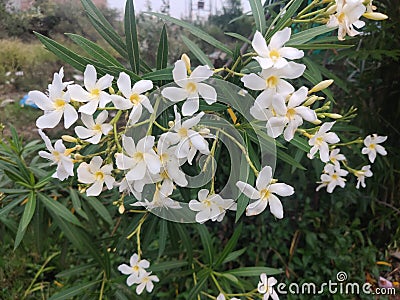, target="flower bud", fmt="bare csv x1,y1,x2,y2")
74,154,84,160
311,119,322,125
62,135,78,143
363,12,388,20
309,80,334,93
168,121,175,128
325,113,343,119
181,53,191,73
109,86,115,94
326,4,337,15
303,95,319,106
118,204,125,214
